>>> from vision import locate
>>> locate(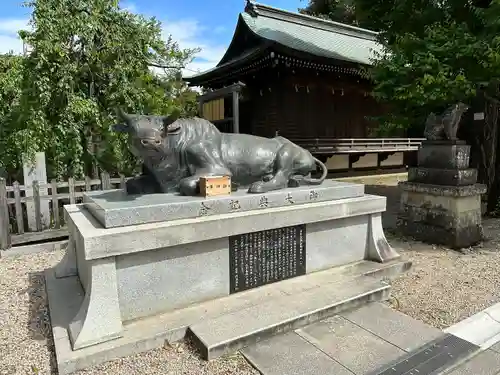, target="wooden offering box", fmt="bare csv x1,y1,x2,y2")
199,176,231,197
